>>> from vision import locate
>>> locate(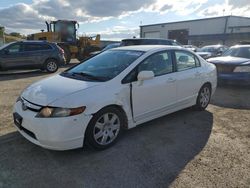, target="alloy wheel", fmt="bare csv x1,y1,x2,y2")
200,87,211,108
93,113,120,145
47,61,57,72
